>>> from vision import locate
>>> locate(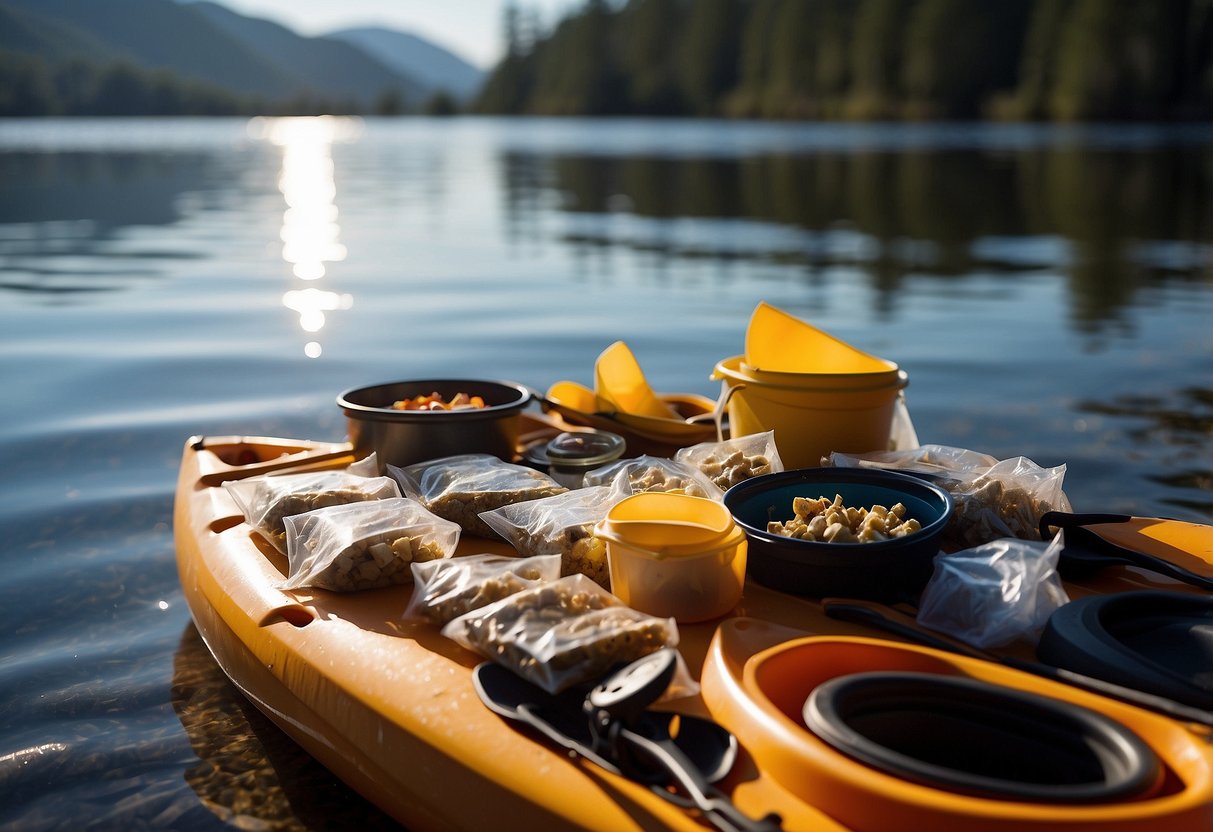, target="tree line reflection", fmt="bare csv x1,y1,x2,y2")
501,144,1213,328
